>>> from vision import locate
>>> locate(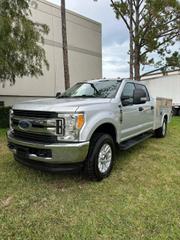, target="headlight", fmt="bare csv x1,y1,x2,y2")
9,109,13,130
57,113,85,141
